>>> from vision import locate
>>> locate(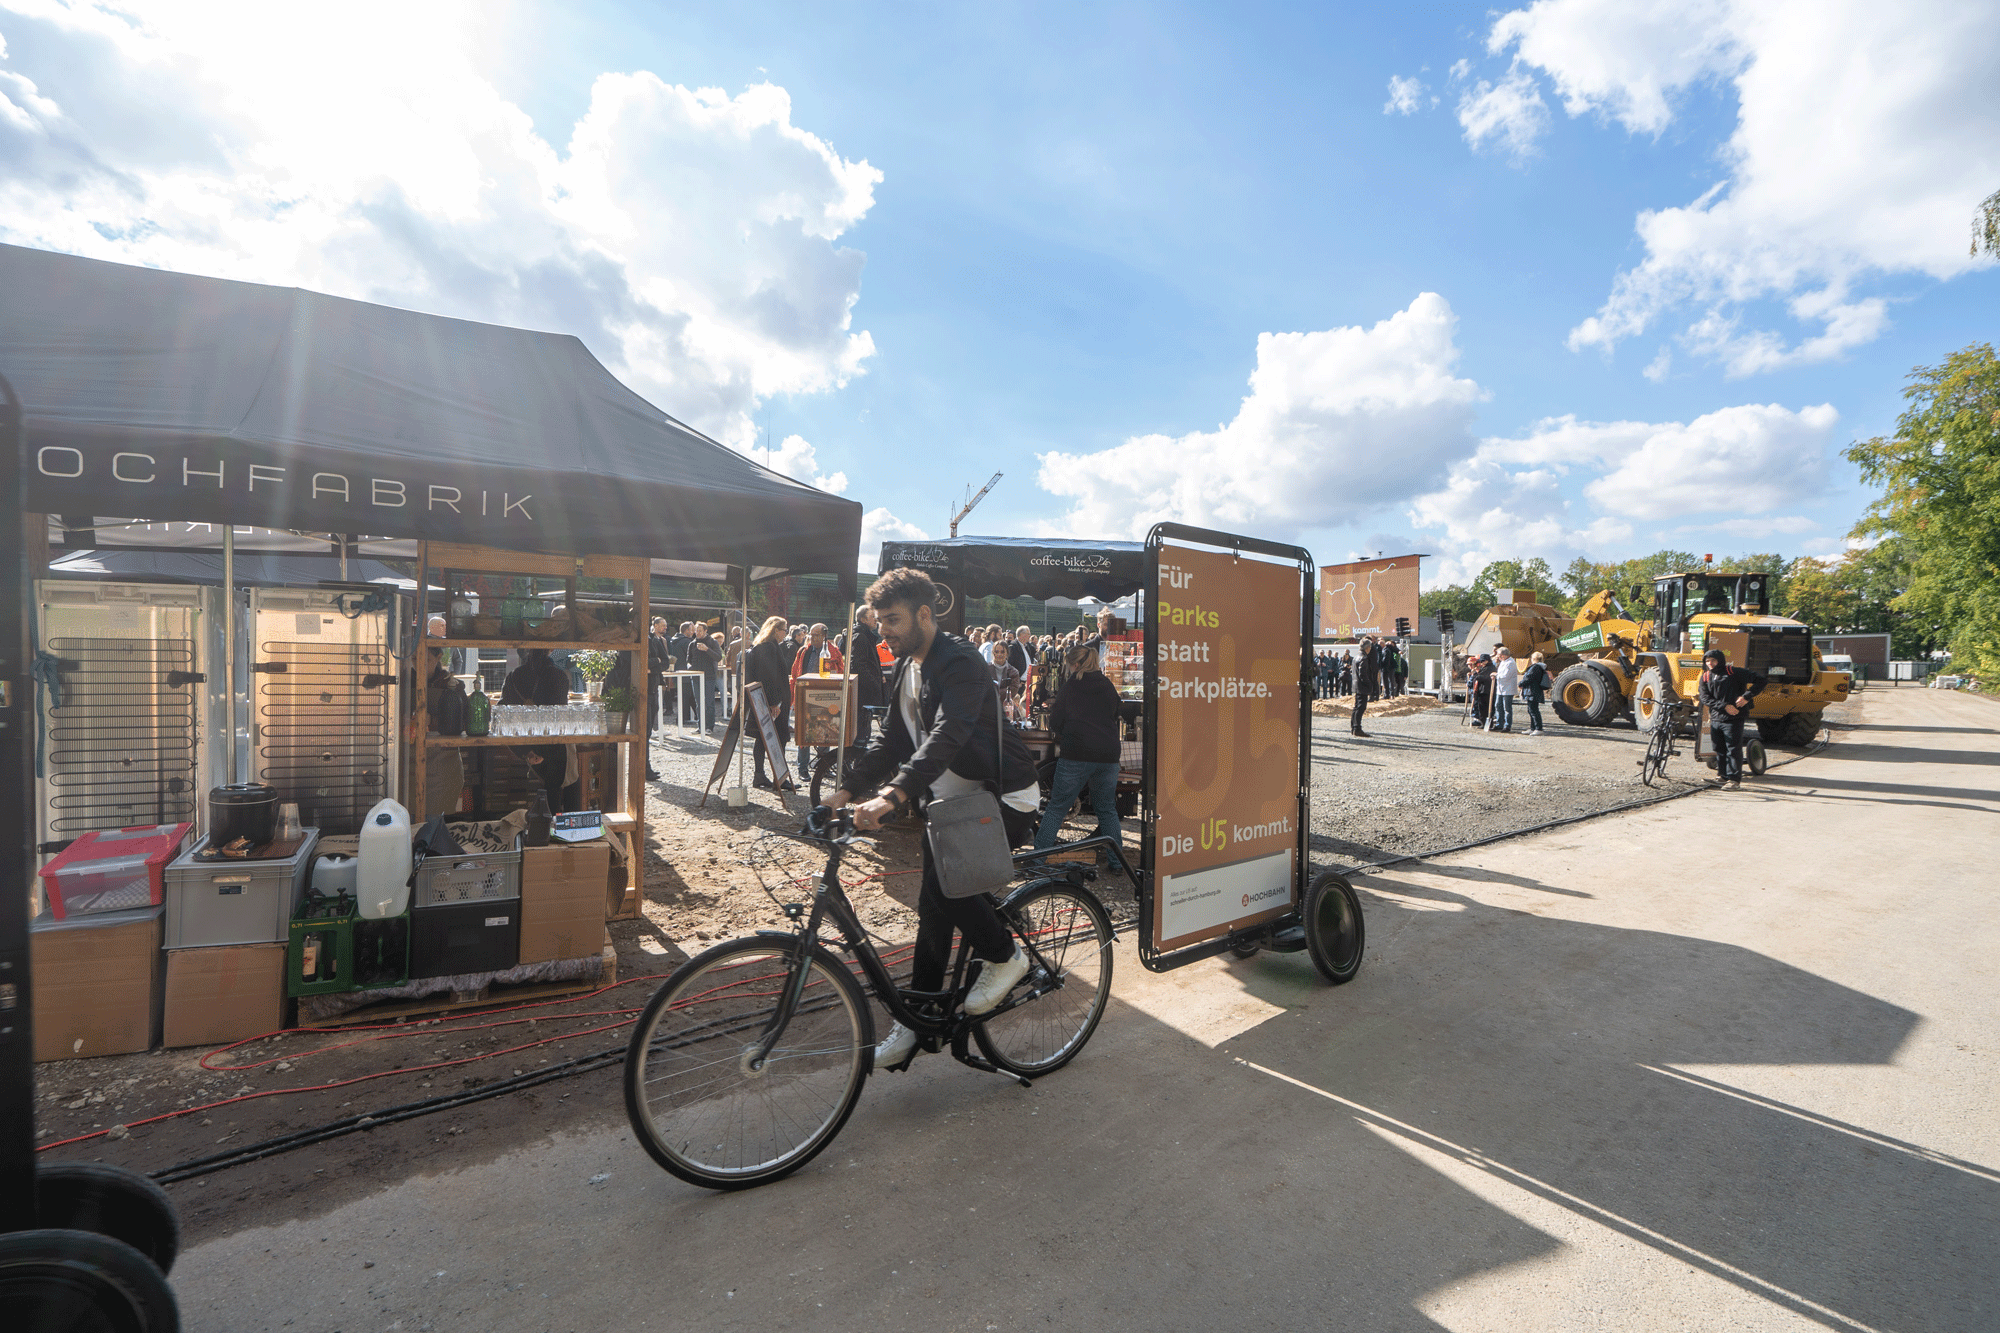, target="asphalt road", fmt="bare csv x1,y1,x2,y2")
169,686,1999,1332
